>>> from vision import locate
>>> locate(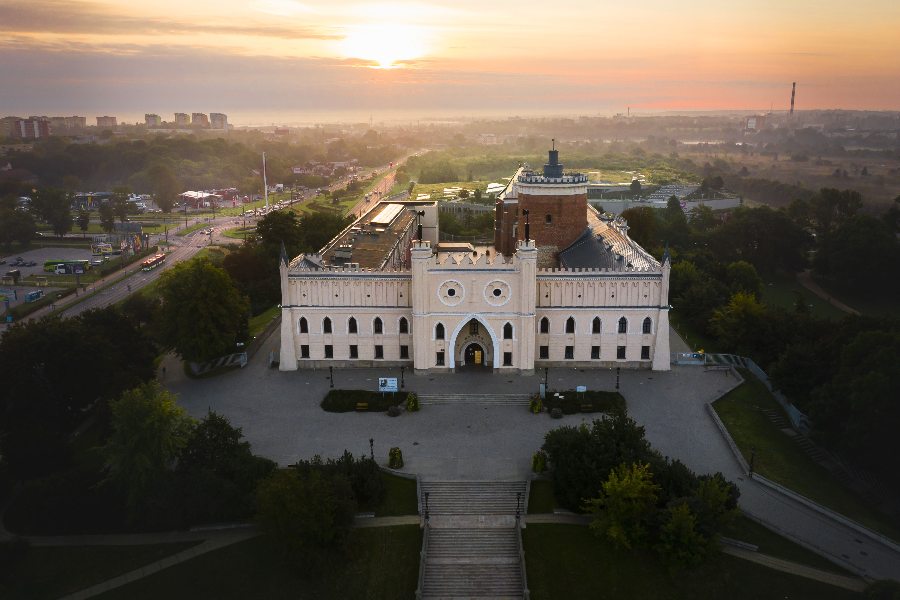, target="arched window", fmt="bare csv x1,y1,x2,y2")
503,322,513,340
348,317,357,334
323,317,332,334
643,317,652,334
399,317,408,334
435,322,445,340
566,317,575,334
545,214,552,225
299,317,308,334
618,317,627,334
540,317,550,334
373,317,383,334
592,317,602,334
